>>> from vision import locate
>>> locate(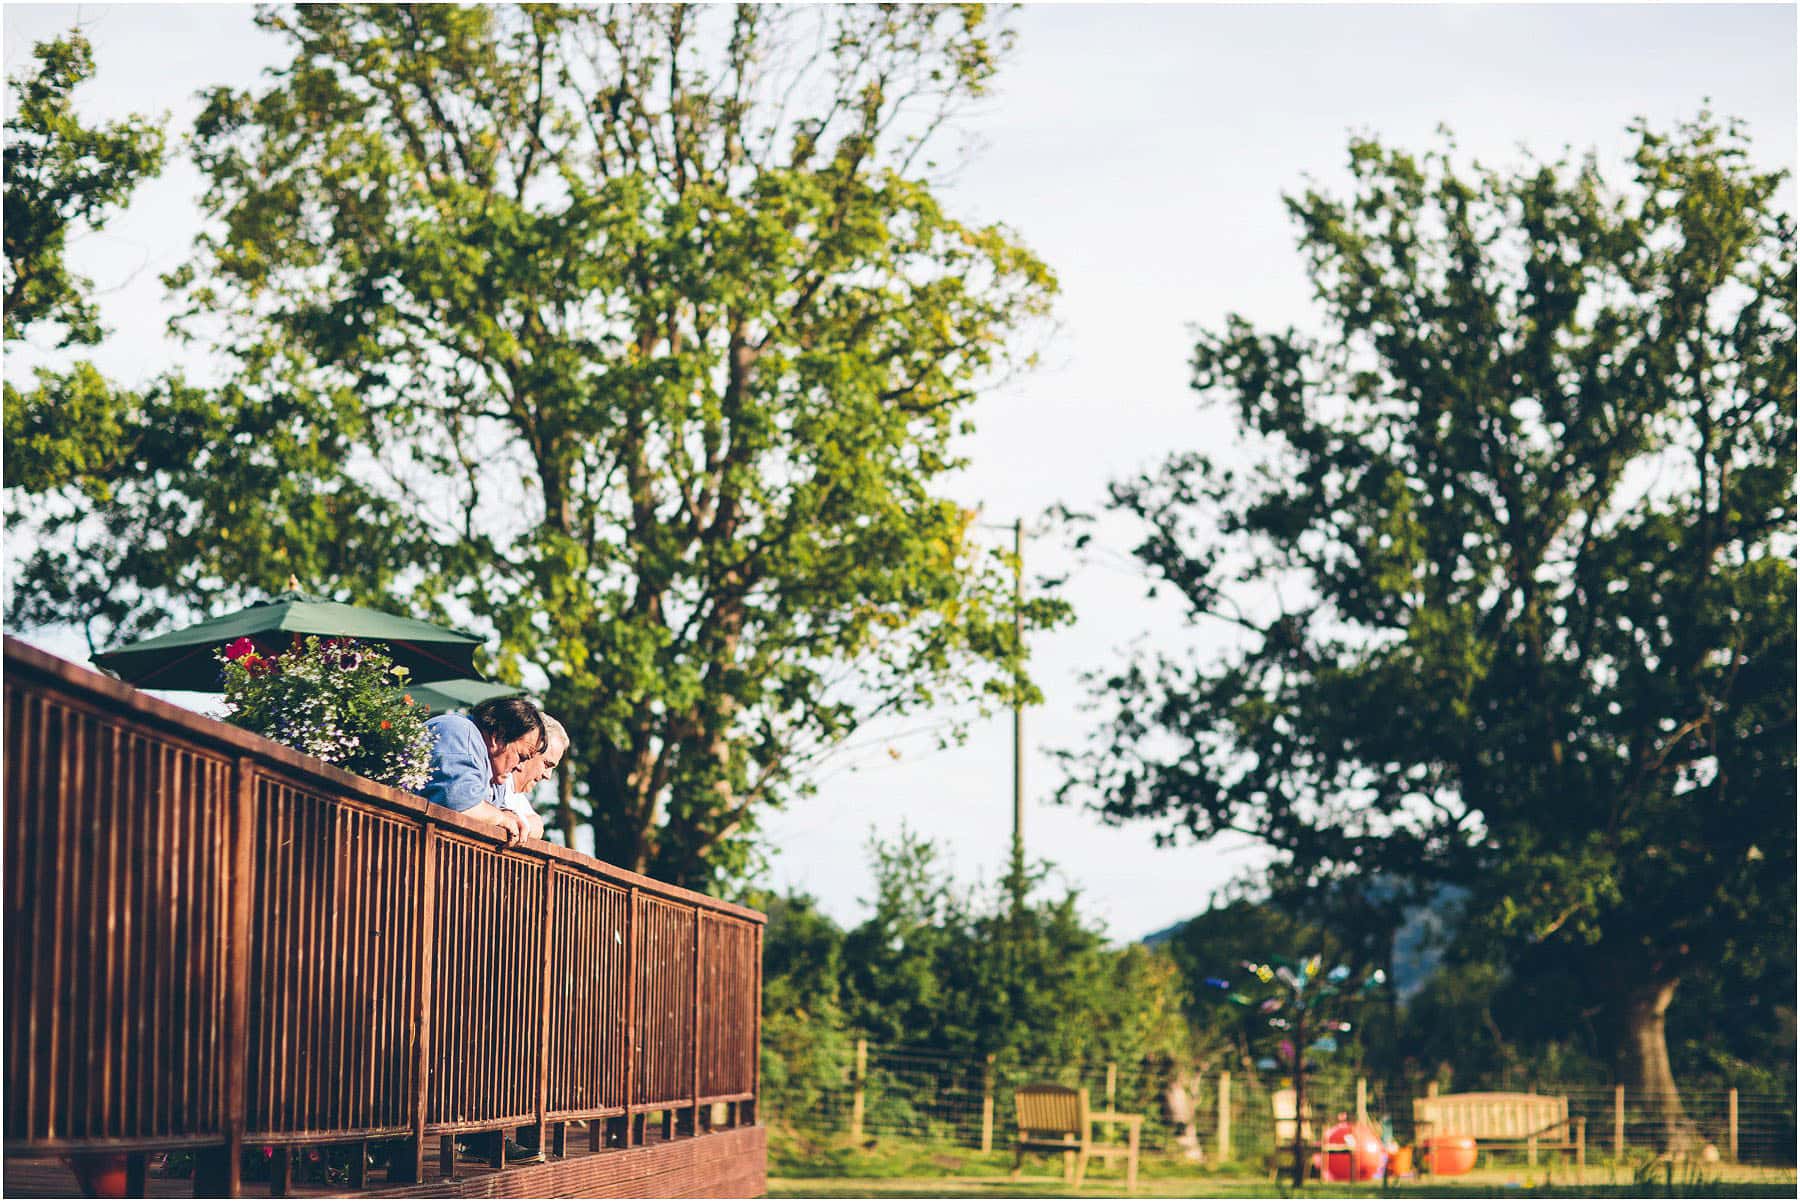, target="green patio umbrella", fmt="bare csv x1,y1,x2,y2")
402,677,525,715
92,590,487,692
